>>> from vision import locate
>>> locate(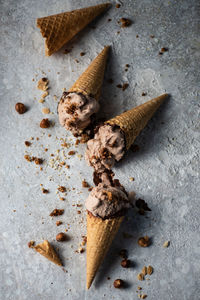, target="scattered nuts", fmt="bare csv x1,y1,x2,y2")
56,232,67,242
121,259,131,268
40,118,50,128
113,279,124,288
15,102,27,114
138,236,150,247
